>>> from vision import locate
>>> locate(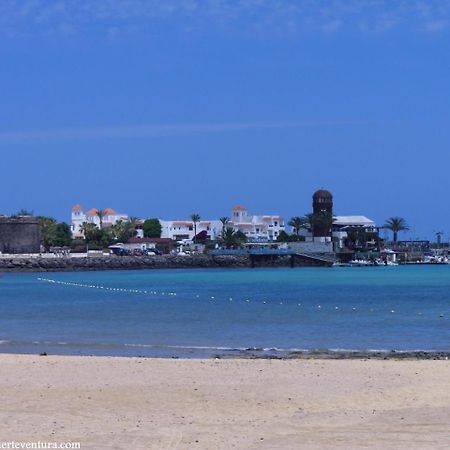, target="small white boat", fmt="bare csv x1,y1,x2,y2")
349,259,372,267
